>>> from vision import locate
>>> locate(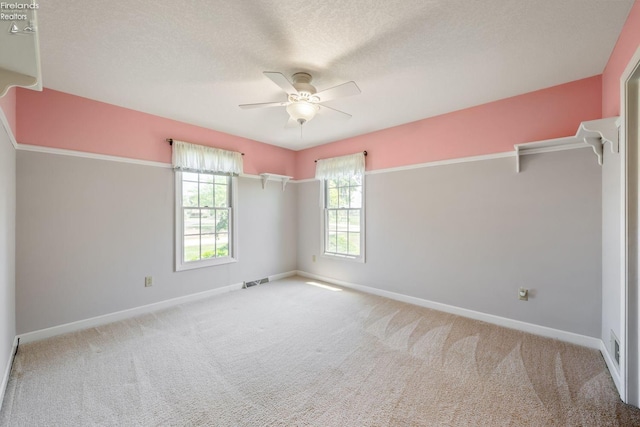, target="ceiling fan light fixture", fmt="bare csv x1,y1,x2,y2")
286,101,319,125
